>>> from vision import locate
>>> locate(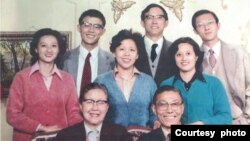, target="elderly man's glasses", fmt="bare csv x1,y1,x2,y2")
145,15,165,20
156,101,183,110
80,22,104,30
83,99,108,106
